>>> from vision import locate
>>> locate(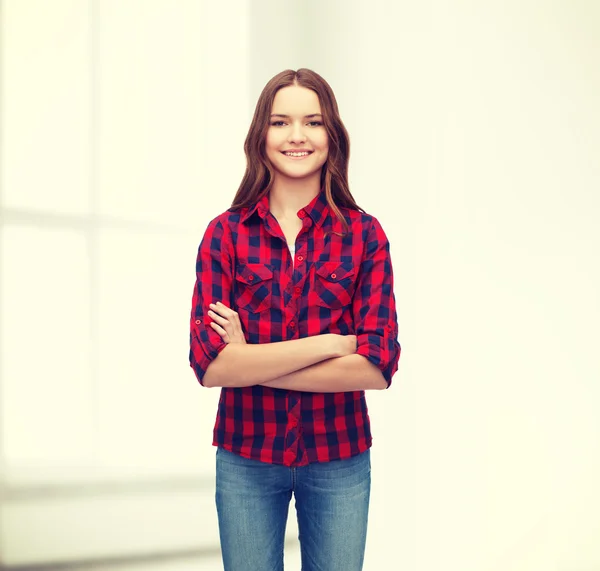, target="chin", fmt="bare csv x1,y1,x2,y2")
277,168,322,180
274,161,326,179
